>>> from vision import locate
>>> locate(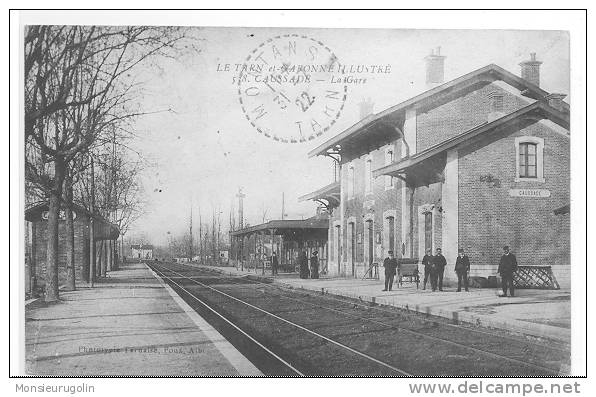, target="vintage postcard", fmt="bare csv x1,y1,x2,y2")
12,9,586,386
